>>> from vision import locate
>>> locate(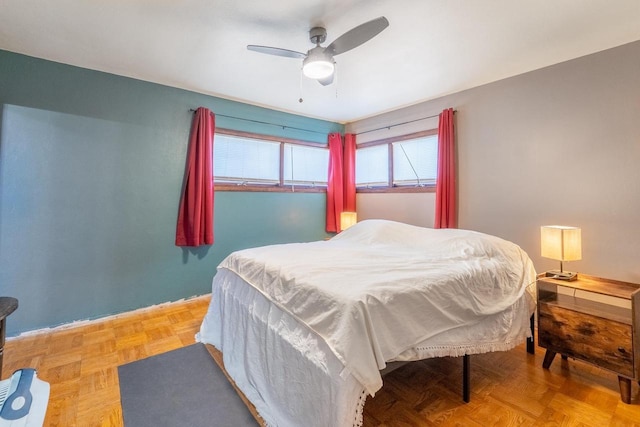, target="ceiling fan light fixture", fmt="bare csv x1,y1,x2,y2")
302,47,335,79
303,59,334,79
